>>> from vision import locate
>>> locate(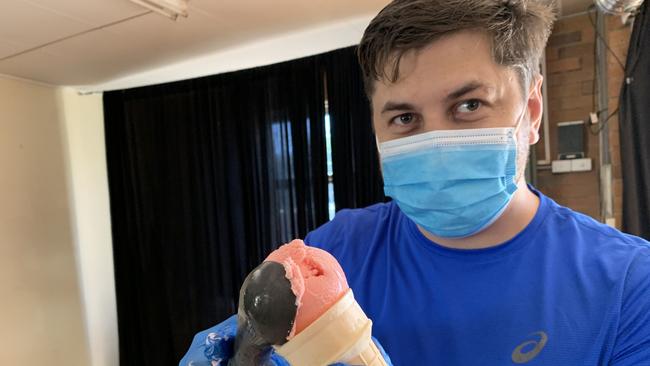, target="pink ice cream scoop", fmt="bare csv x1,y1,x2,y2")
229,240,381,366
264,239,349,338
